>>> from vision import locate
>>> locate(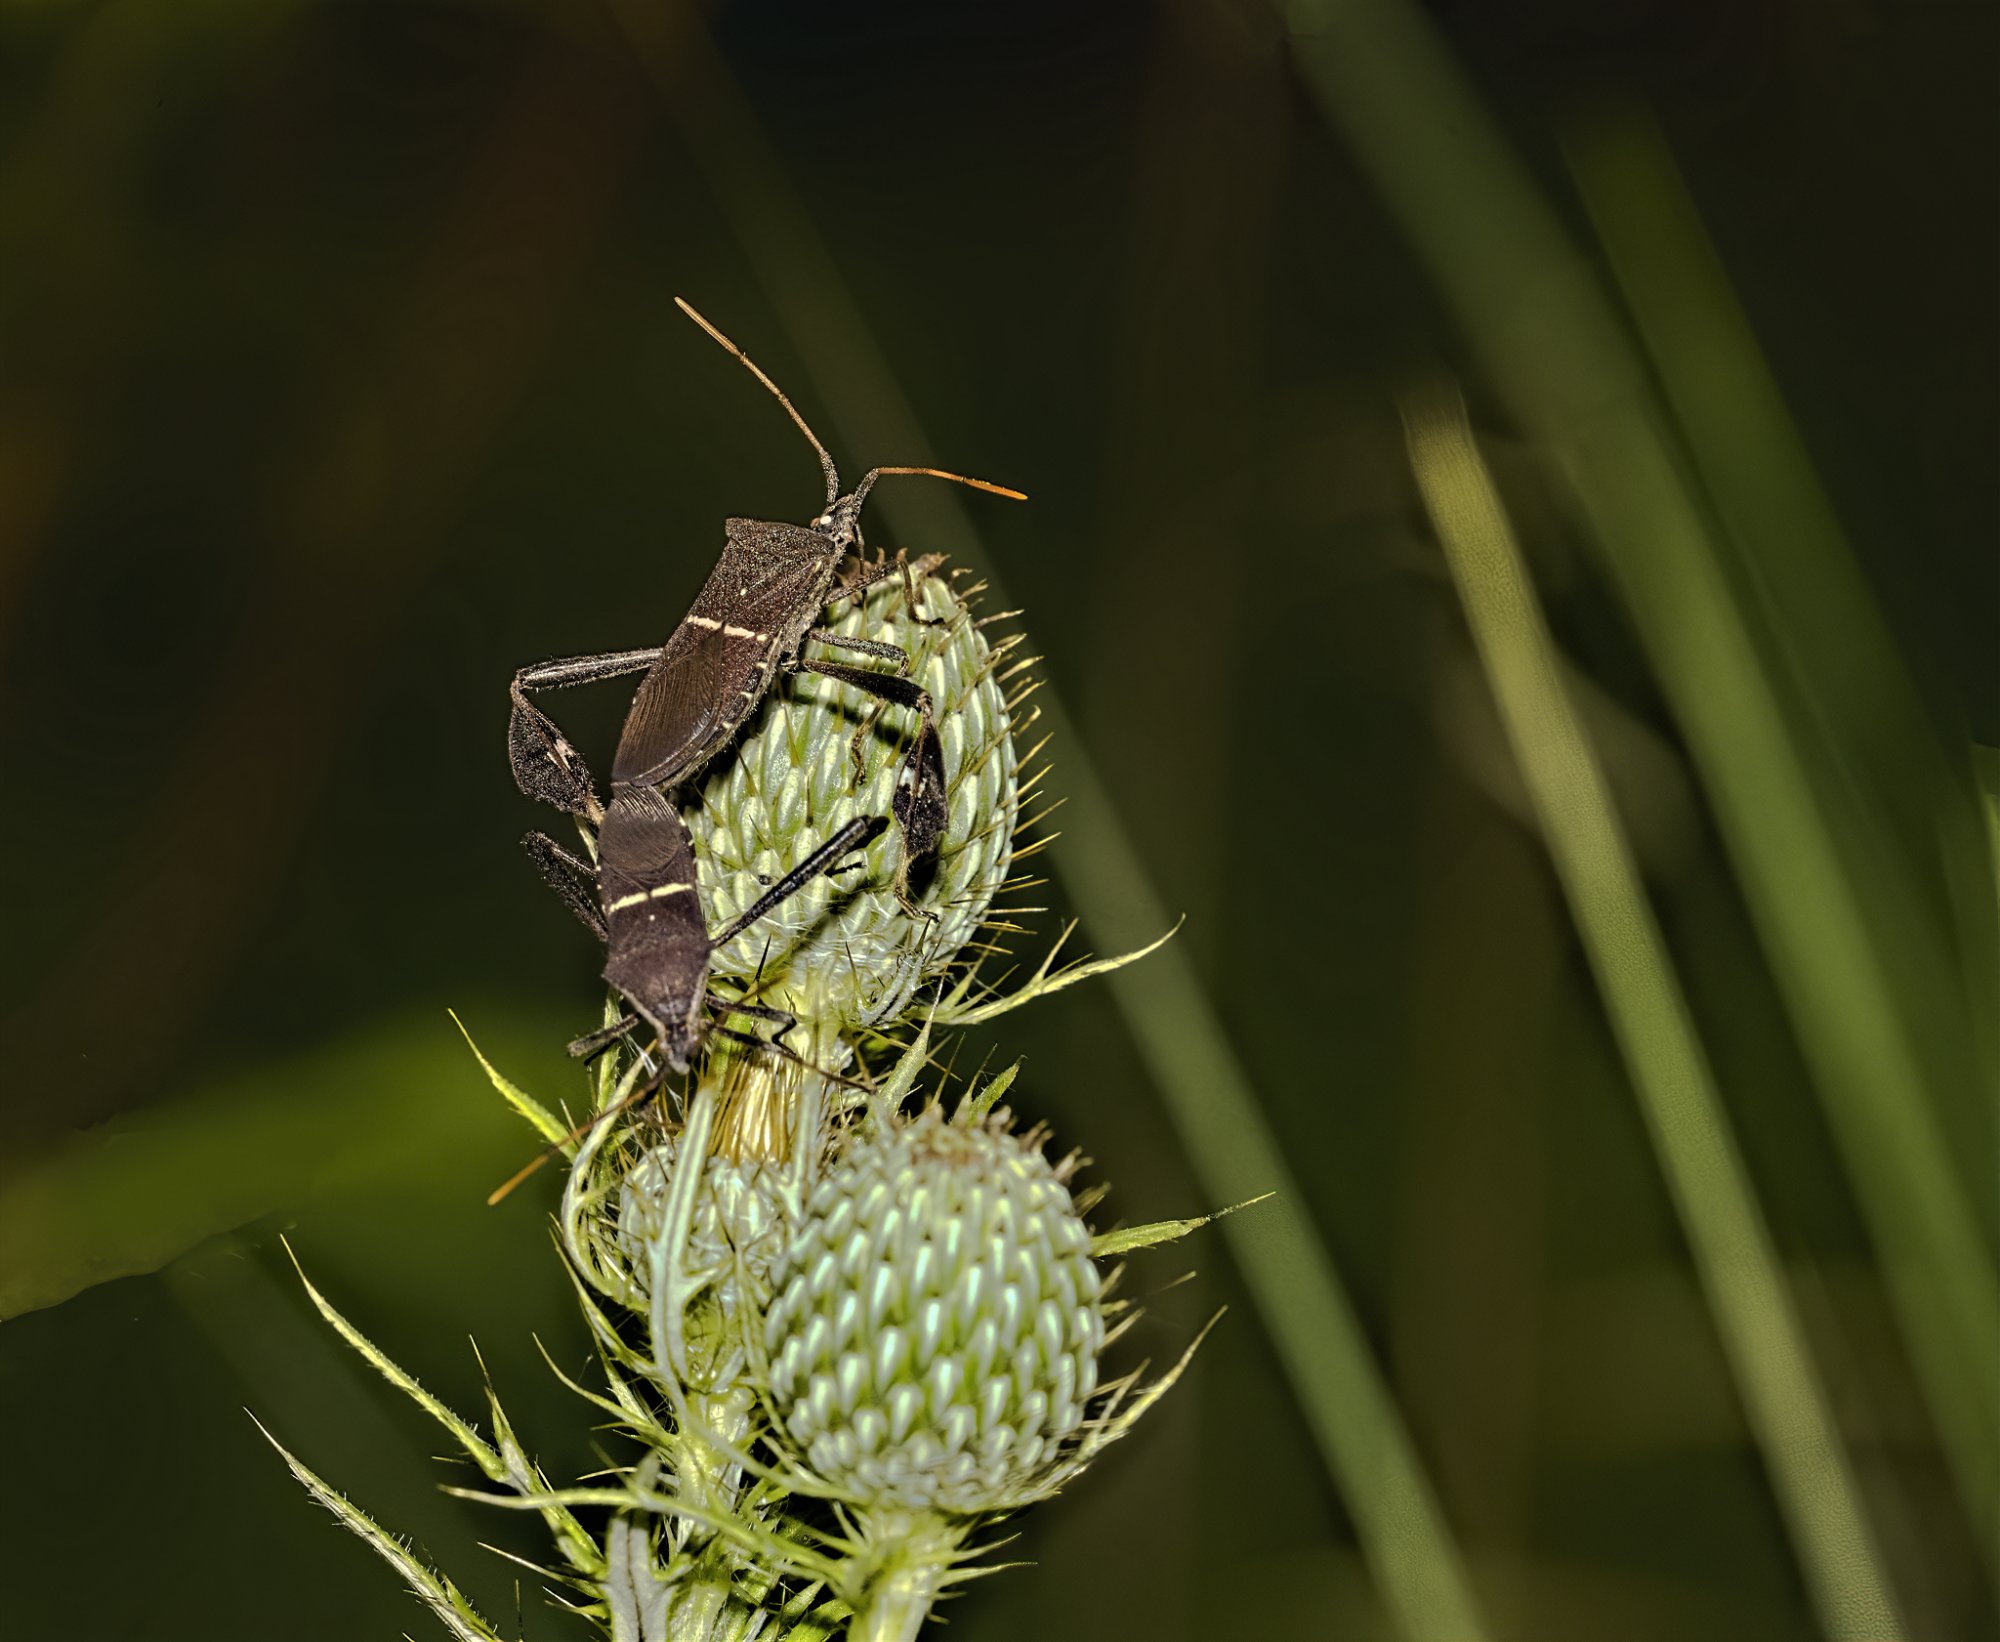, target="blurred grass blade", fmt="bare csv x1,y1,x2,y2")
1565,130,2000,1551
602,6,1494,1634
1052,746,1491,1642
1564,105,2000,1181
1980,749,2000,907
1281,0,2000,1559
1408,386,1904,1641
